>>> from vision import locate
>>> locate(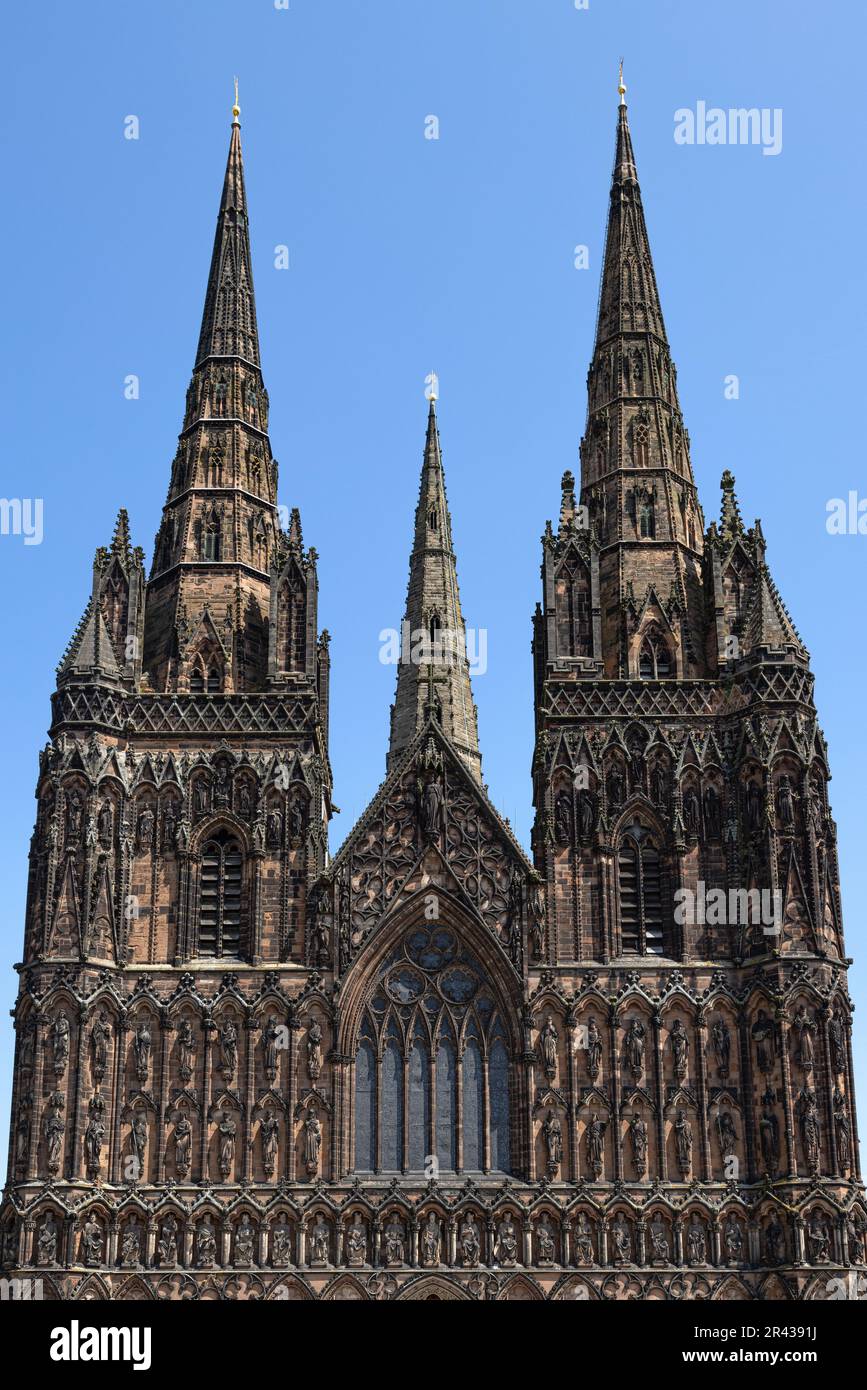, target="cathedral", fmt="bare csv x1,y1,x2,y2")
1,82,864,1304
